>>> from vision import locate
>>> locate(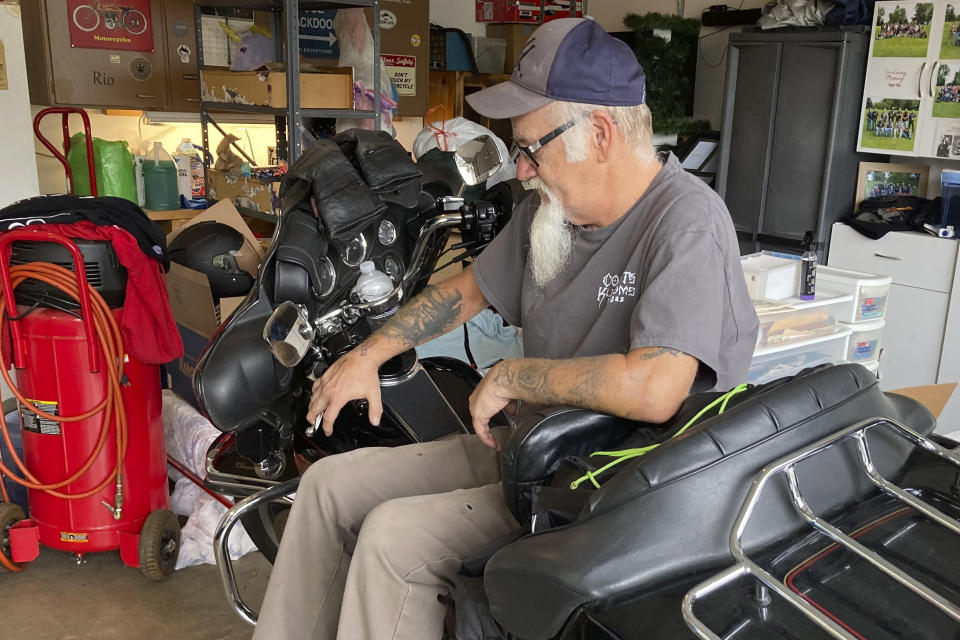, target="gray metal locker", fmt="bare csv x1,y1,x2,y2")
717,28,884,260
